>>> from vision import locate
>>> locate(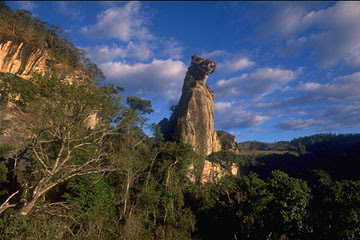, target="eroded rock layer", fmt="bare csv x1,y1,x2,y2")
0,32,91,83
0,33,48,79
